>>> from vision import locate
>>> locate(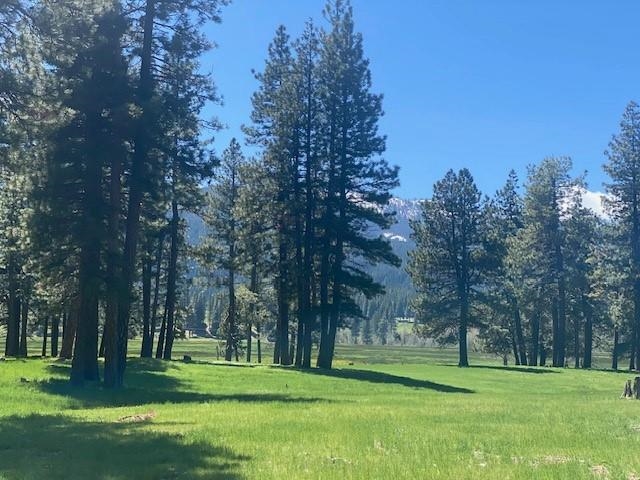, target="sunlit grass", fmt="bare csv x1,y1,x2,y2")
0,339,638,479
